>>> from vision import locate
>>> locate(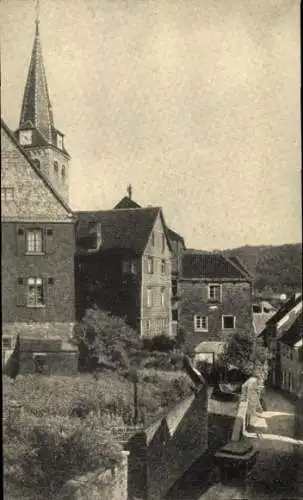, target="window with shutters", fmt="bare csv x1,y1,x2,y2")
26,229,43,254
27,277,45,307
